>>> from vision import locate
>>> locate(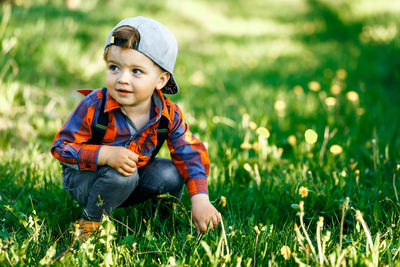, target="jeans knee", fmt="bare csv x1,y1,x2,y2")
161,165,182,187
100,166,139,189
